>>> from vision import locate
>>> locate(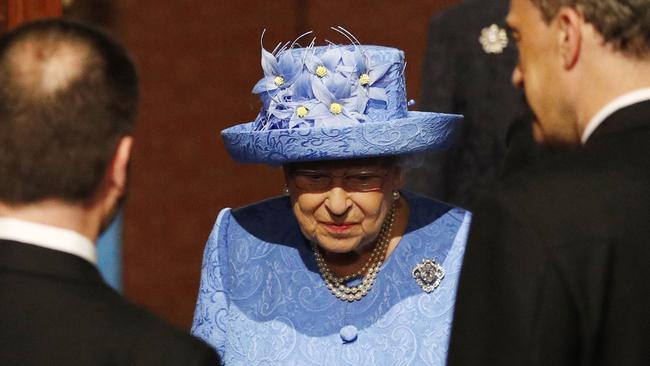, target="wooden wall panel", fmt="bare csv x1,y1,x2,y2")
0,1,6,32
115,0,460,329
6,0,61,28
